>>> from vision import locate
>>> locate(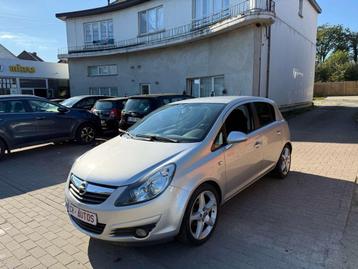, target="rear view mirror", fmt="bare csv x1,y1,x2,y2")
227,131,248,144
58,107,69,113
